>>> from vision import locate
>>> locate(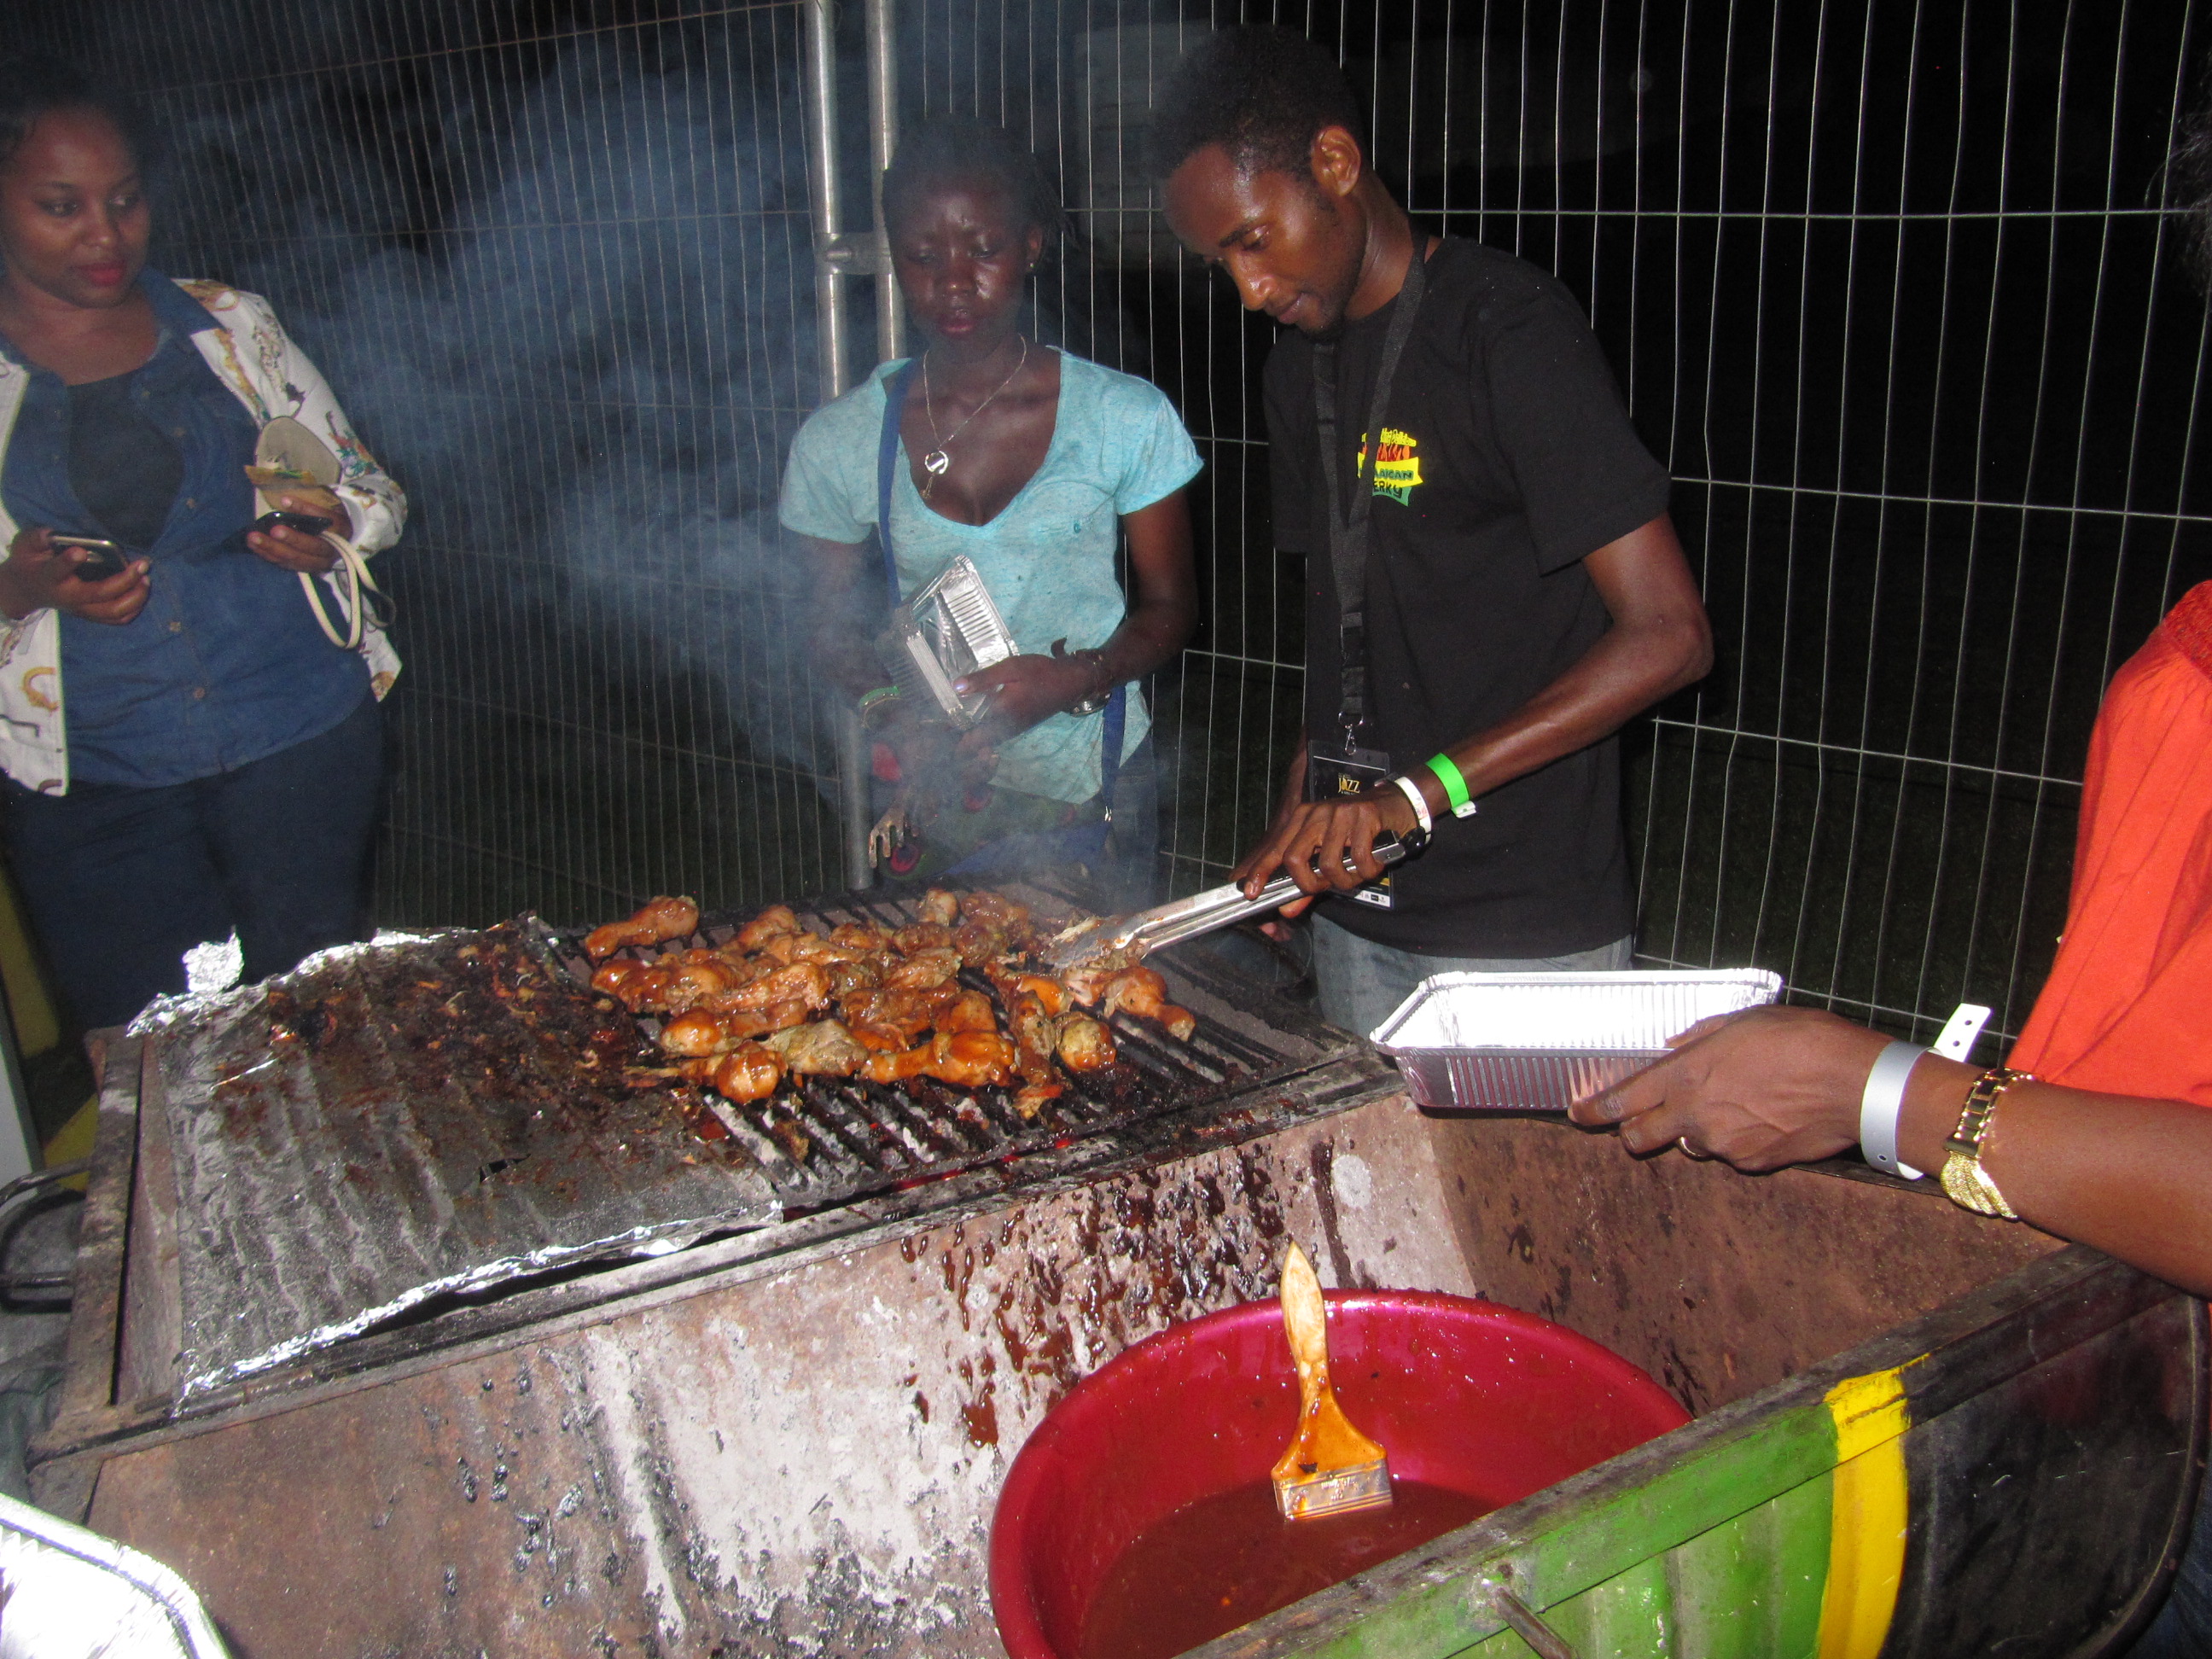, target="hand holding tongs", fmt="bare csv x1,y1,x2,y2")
1044,836,1409,972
